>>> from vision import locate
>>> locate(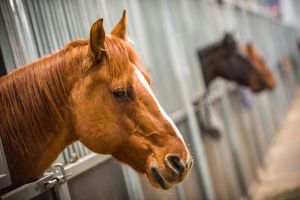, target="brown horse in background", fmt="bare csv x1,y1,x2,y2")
0,11,192,192
197,33,275,92
196,34,276,139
